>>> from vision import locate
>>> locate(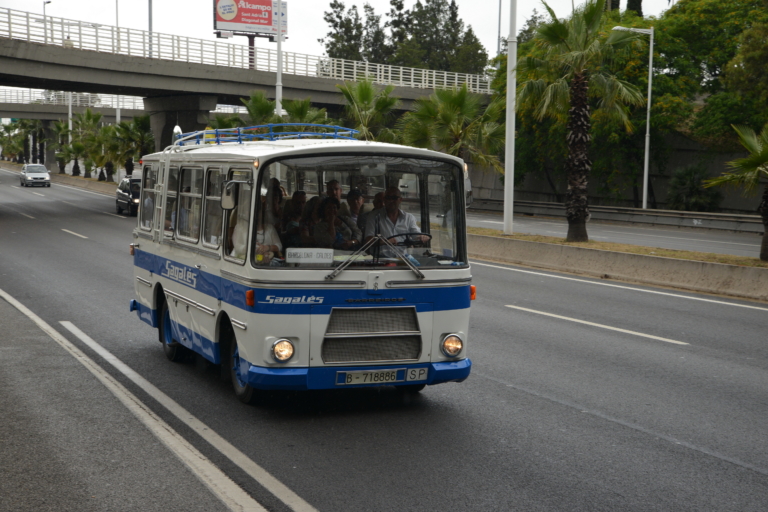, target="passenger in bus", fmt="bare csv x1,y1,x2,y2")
359,191,385,238
265,179,283,231
324,179,342,202
364,187,427,251
298,195,321,246
314,197,361,250
141,193,154,228
282,191,306,248
254,198,282,265
339,188,364,225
